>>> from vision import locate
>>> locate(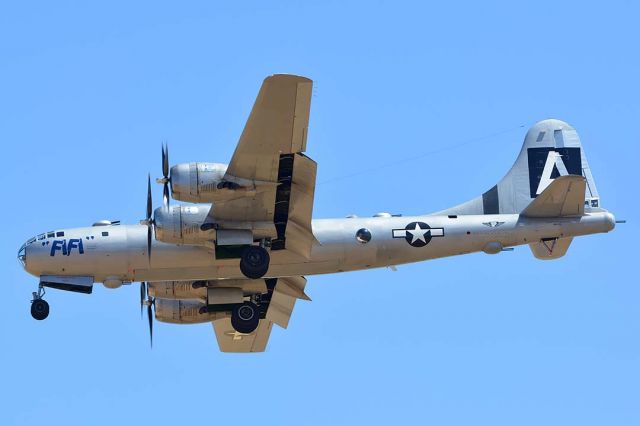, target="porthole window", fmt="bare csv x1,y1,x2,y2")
355,228,372,244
